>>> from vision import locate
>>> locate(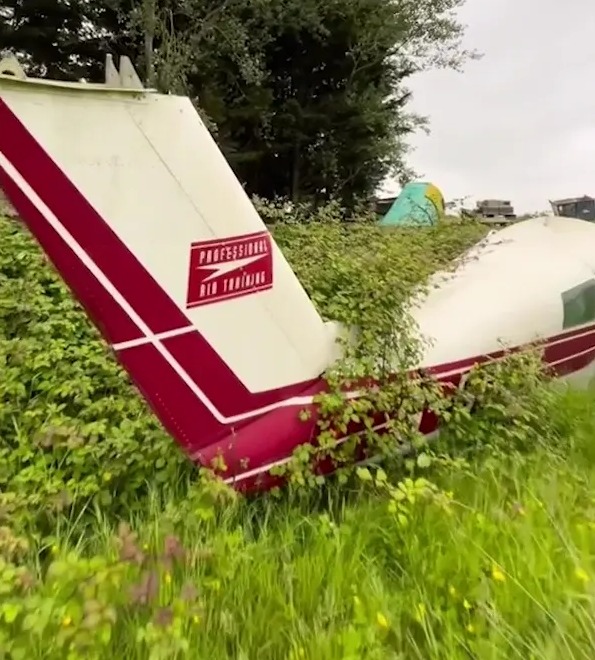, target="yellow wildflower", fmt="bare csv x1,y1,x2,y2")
61,616,72,627
448,585,457,597
463,599,472,610
414,603,426,623
164,572,172,584
376,612,389,629
575,567,590,584
192,614,200,624
491,565,506,582
466,623,475,634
